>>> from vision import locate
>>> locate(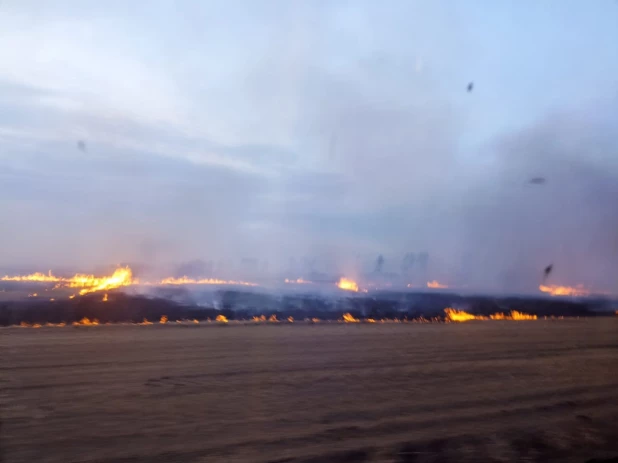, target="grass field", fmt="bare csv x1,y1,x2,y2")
2,320,617,462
